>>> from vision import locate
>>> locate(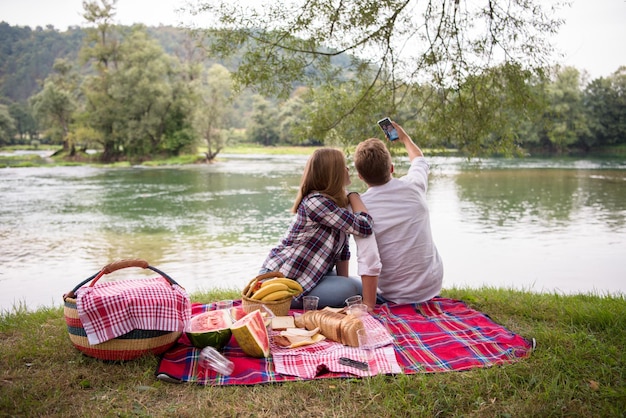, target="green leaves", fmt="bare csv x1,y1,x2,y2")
29,59,79,152
0,104,17,146
80,4,197,162
190,0,566,155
